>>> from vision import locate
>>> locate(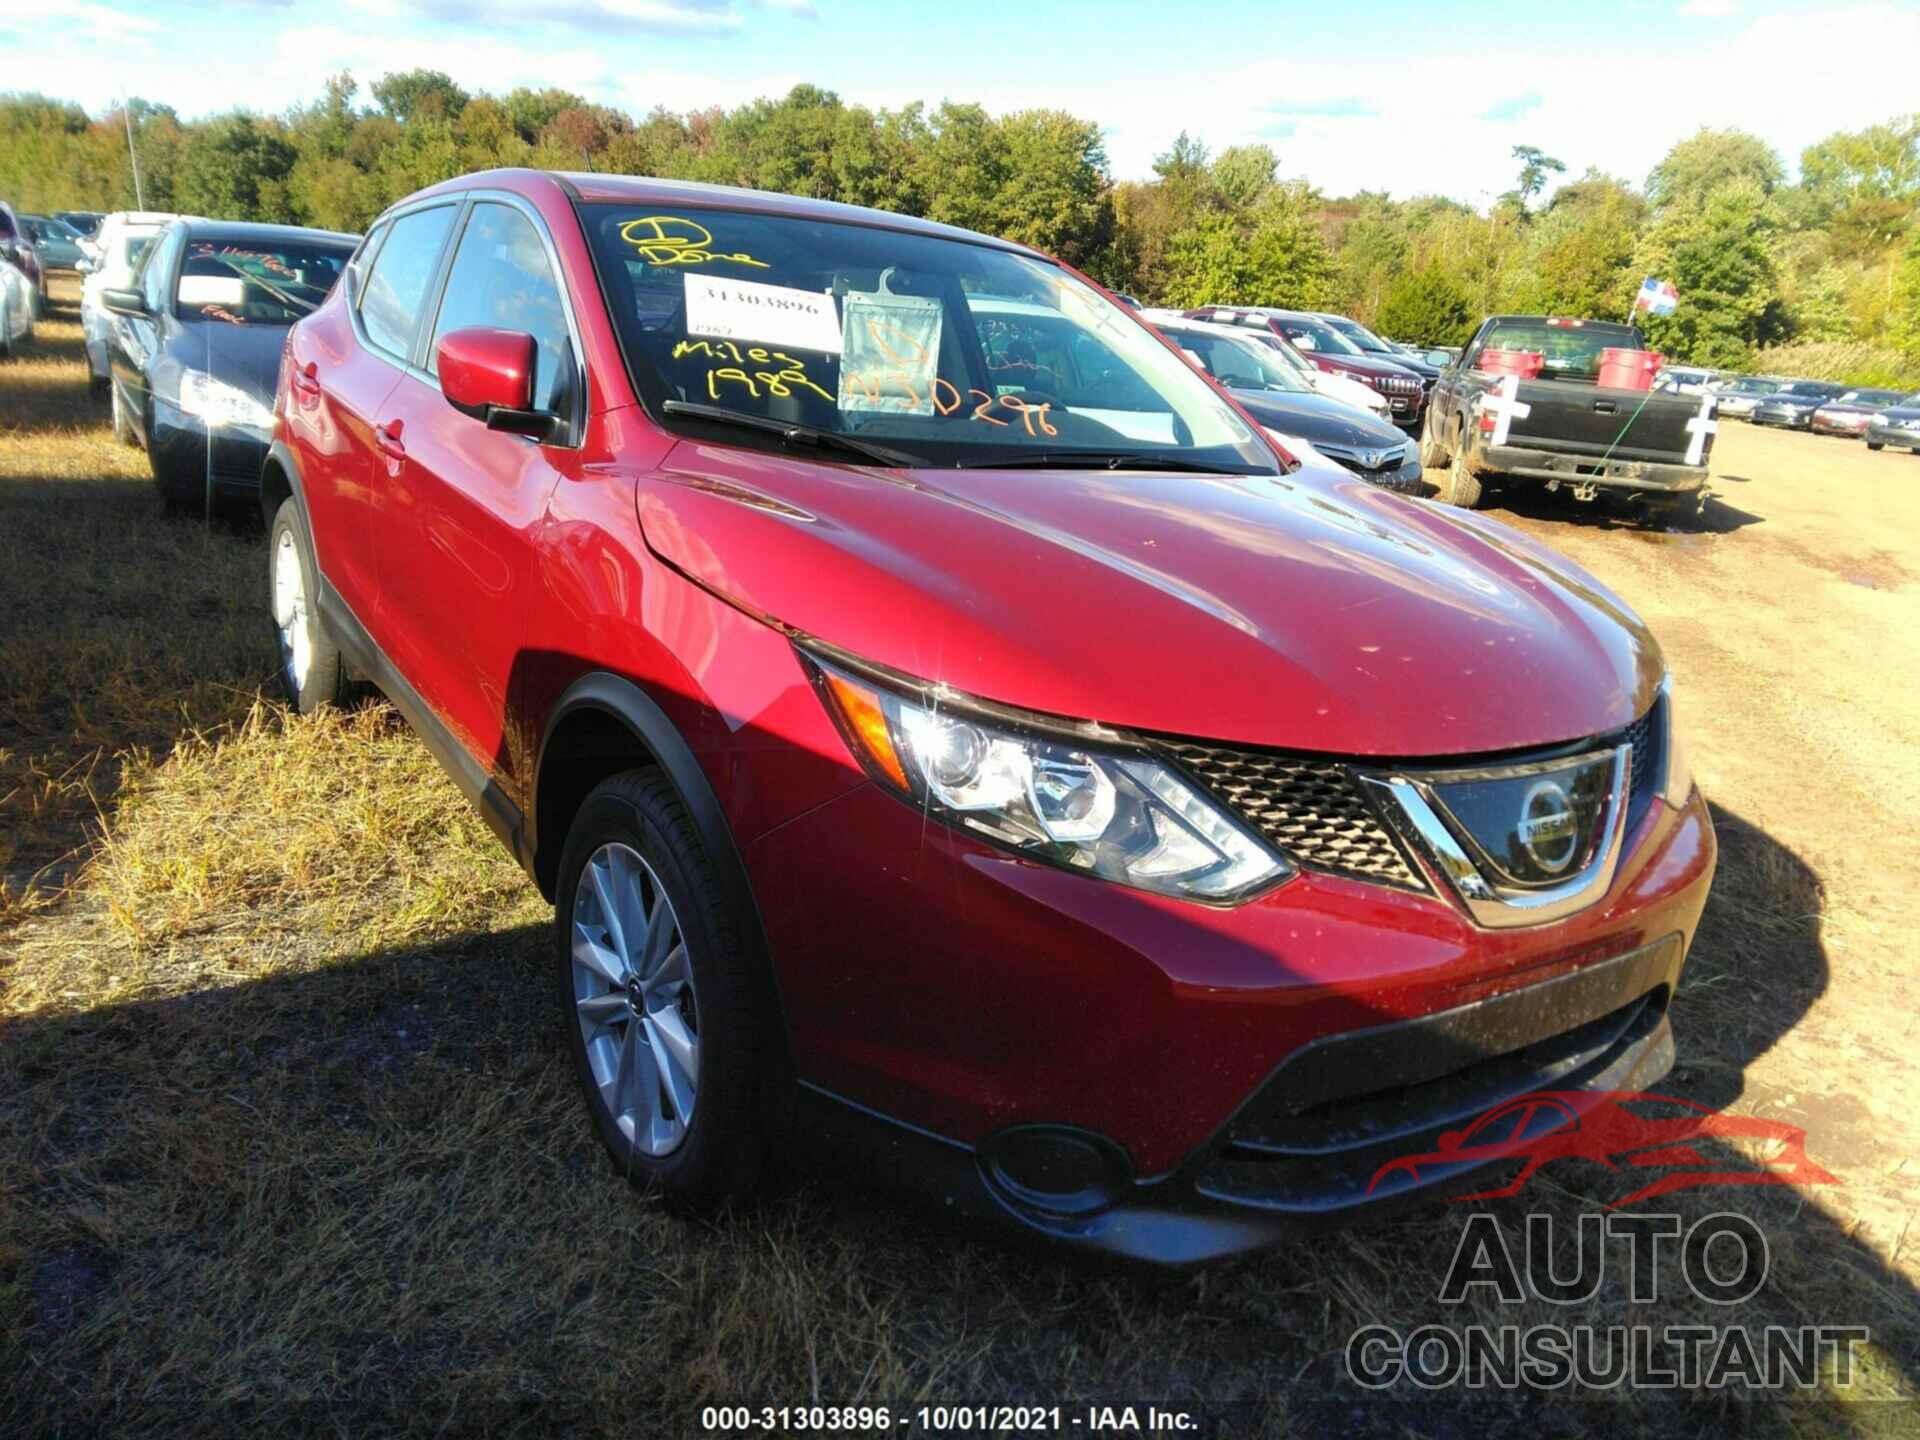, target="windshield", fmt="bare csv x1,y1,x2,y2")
175,238,352,325
1269,315,1363,357
1475,323,1637,382
1846,390,1902,406
1720,377,1775,395
1778,382,1842,398
1325,316,1392,354
581,203,1271,471
1158,326,1309,394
